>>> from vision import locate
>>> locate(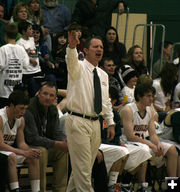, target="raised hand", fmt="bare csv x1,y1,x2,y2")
68,30,80,49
